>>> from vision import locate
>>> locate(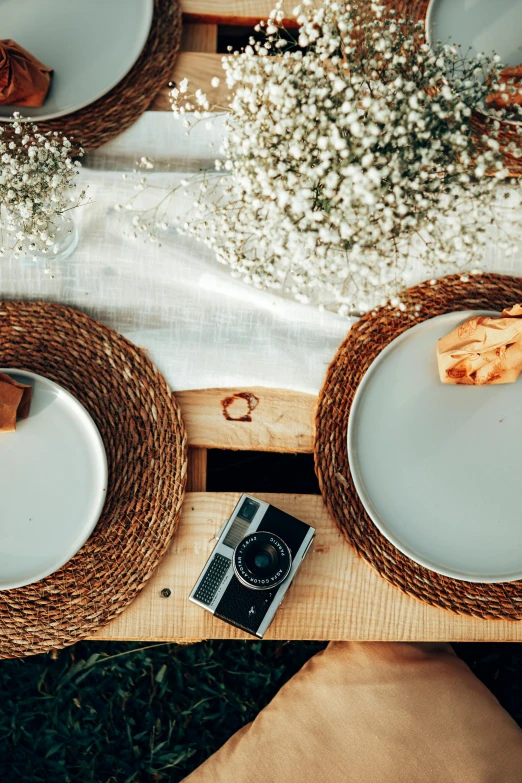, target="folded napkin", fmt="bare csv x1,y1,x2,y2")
487,64,522,110
0,39,53,107
437,306,522,385
0,372,33,431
